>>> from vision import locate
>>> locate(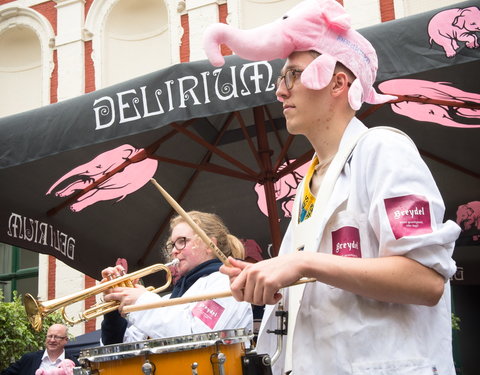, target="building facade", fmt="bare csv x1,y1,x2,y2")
0,0,462,336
